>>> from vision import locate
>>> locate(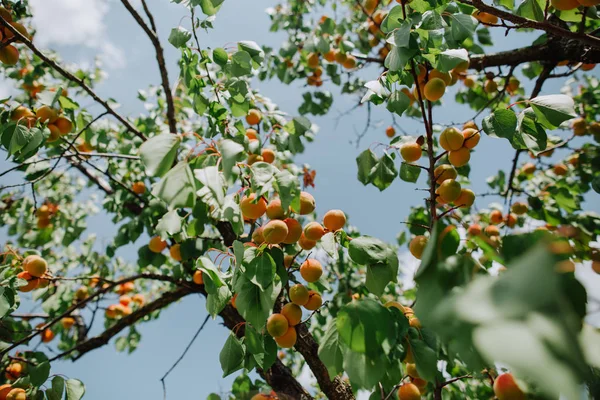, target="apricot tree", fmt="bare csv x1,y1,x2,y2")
0,0,599,399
